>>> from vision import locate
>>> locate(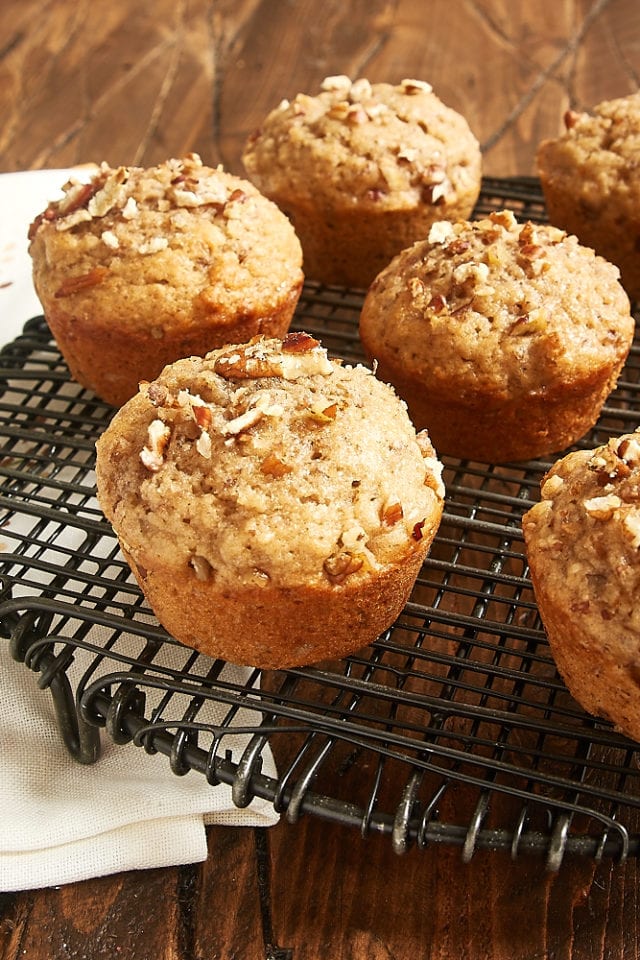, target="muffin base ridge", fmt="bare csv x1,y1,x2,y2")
122,540,433,670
